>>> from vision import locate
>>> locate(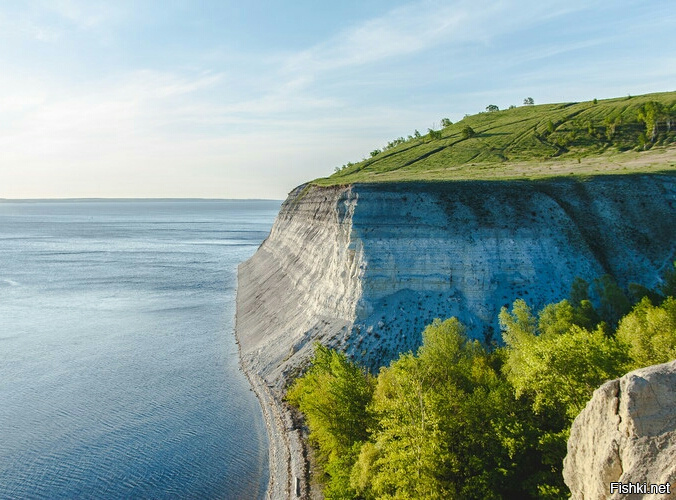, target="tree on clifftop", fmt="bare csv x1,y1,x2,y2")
461,125,476,139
